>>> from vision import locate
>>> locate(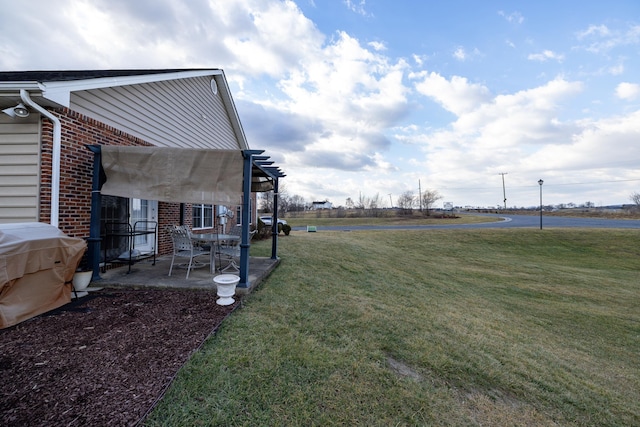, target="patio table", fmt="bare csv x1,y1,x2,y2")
192,233,240,273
